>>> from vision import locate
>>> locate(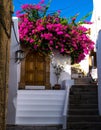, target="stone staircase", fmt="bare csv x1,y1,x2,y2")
74,77,93,85
74,77,92,85
67,85,101,130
